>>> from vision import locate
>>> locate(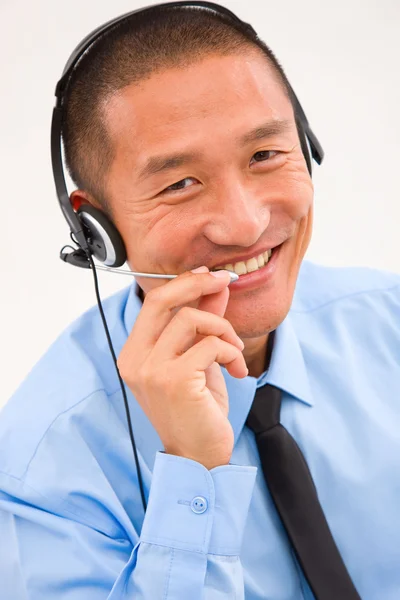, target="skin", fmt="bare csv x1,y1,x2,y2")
72,48,314,378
